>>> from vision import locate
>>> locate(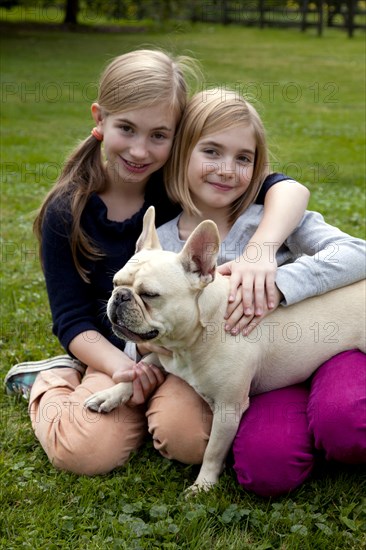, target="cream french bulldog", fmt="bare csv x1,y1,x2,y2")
85,206,365,494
